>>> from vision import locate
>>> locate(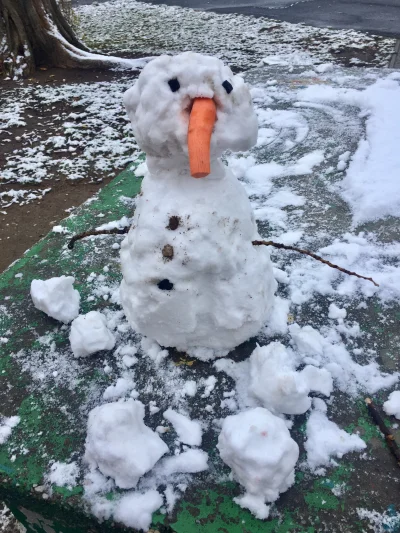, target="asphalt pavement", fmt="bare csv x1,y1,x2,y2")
73,0,400,38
